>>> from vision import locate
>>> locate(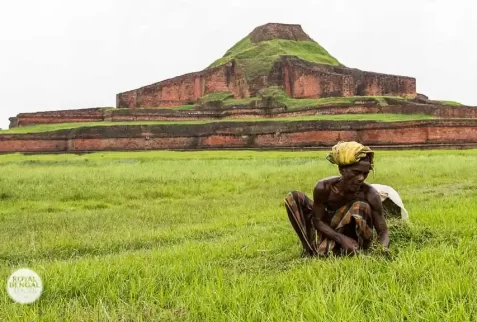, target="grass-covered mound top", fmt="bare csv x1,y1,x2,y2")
208,23,342,81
